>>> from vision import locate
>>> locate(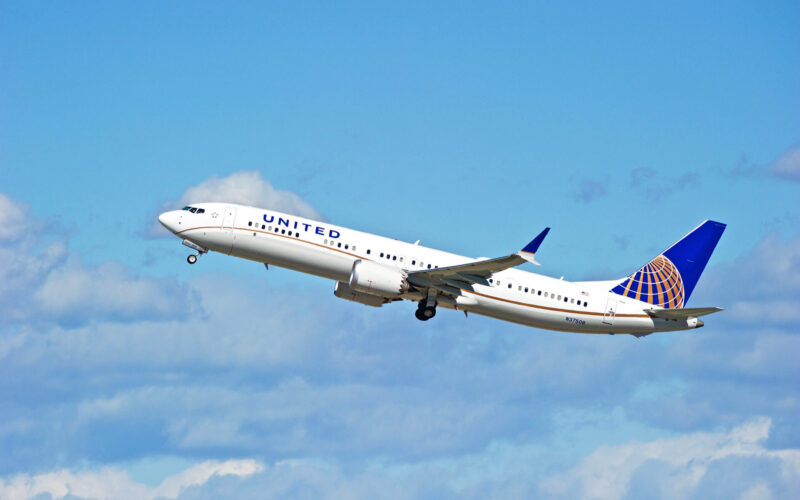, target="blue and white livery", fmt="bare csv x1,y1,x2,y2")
158,204,726,337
